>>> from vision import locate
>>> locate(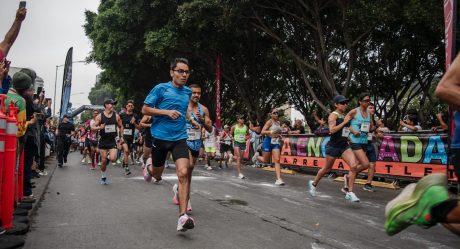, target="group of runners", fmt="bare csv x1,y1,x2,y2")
54,57,460,236
307,93,381,202
61,58,391,231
